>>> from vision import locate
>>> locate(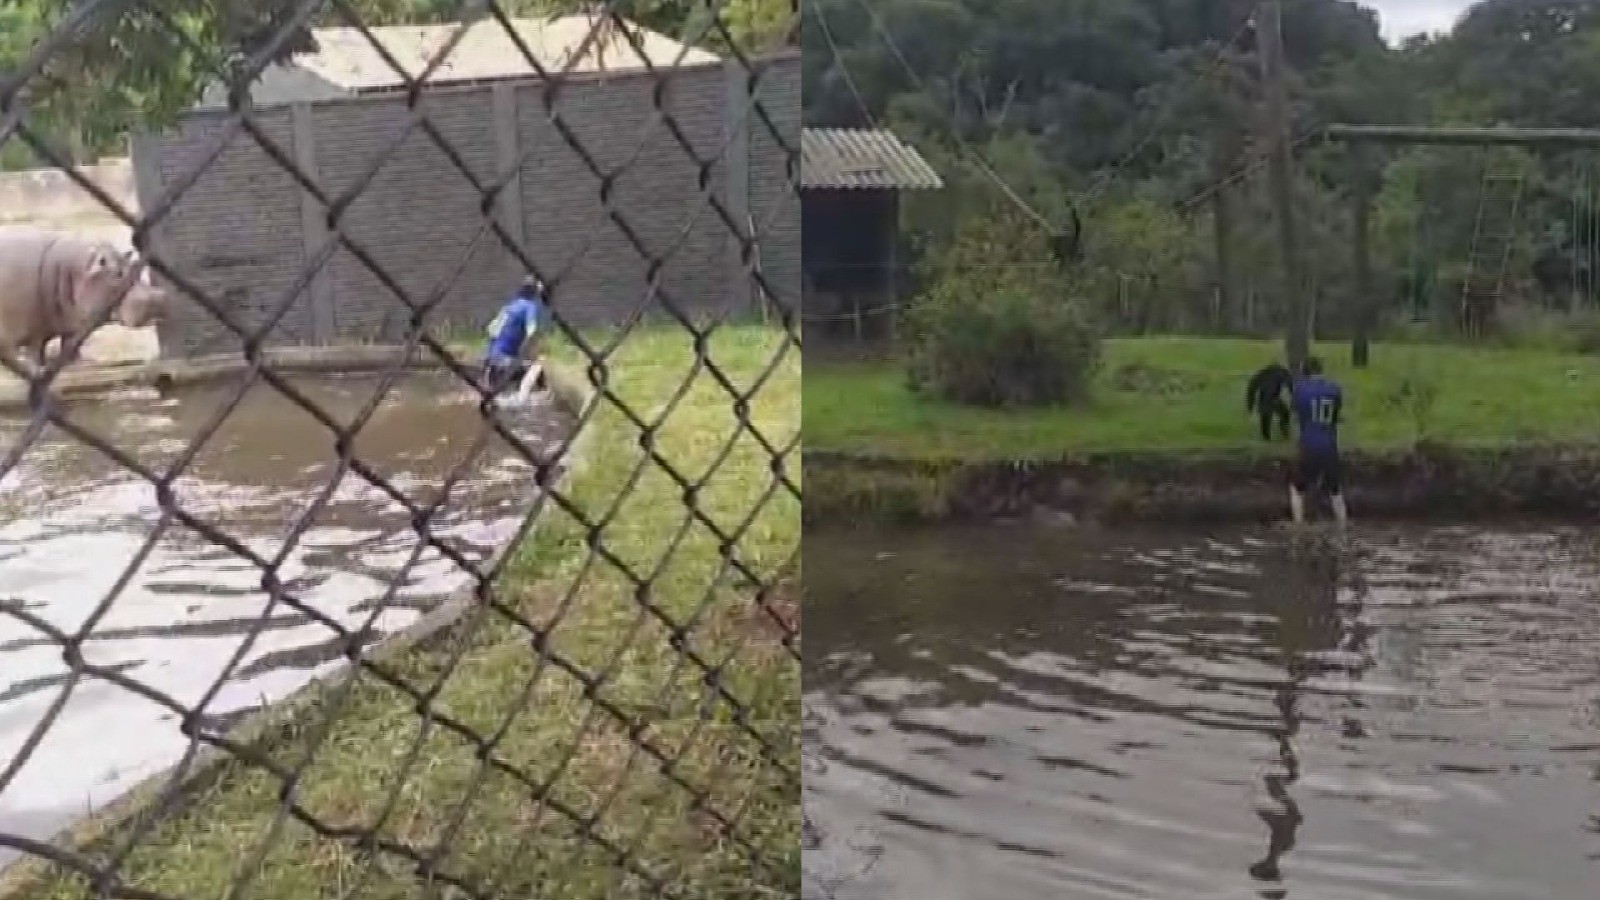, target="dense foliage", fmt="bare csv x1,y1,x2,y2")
901,210,1102,407
805,0,1600,344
